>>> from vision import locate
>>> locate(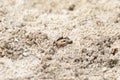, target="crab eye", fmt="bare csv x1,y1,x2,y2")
68,41,73,44
61,40,66,42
